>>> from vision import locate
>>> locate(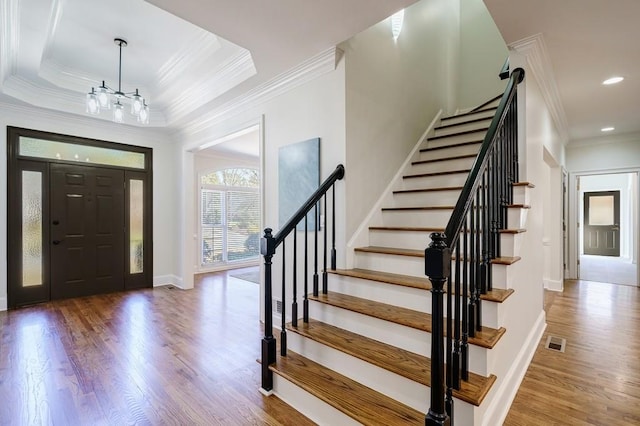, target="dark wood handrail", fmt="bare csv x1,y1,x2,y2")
271,164,345,249
444,68,524,248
